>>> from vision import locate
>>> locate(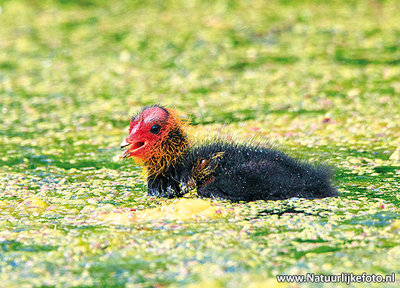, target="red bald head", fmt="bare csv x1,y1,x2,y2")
121,106,175,161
